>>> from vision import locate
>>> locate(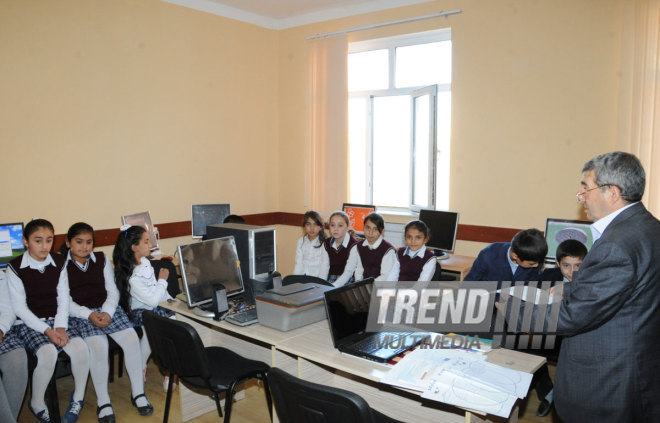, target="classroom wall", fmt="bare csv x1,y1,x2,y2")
0,0,280,249
277,0,625,256
1,0,626,265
